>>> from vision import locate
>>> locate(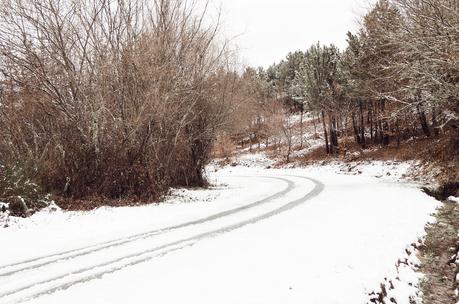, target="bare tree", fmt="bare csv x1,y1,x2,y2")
0,0,235,203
